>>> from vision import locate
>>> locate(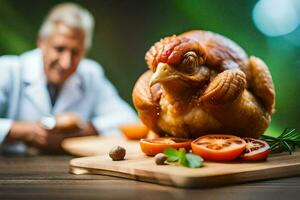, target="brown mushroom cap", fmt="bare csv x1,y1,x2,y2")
109,146,126,161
